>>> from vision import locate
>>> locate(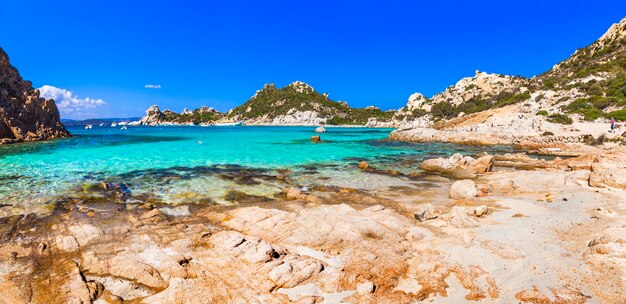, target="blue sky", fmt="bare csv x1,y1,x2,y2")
1,1,625,119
